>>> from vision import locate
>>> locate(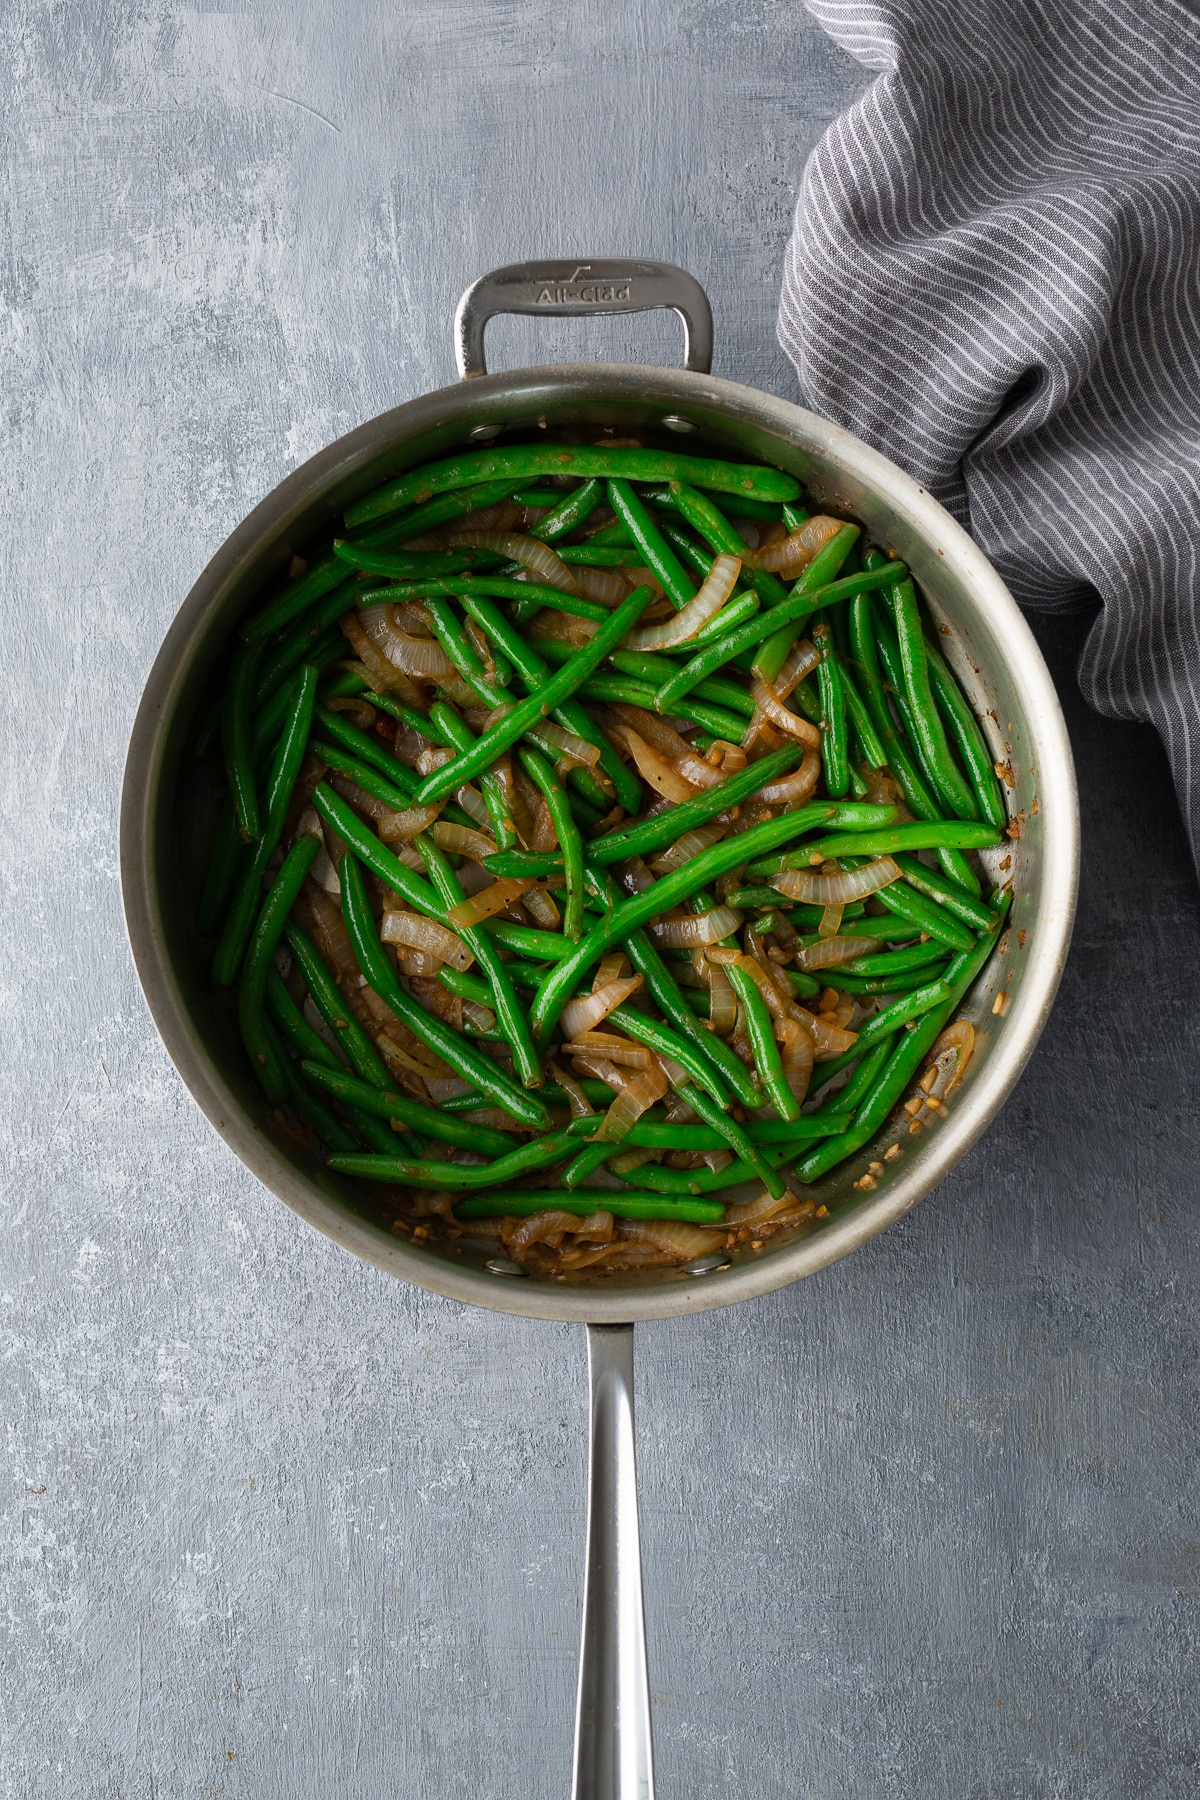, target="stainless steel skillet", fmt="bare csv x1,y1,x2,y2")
121,260,1079,1797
